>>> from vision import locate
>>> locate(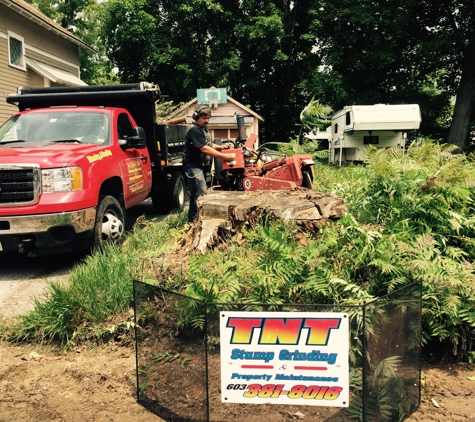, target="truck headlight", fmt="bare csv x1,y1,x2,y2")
42,167,83,193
